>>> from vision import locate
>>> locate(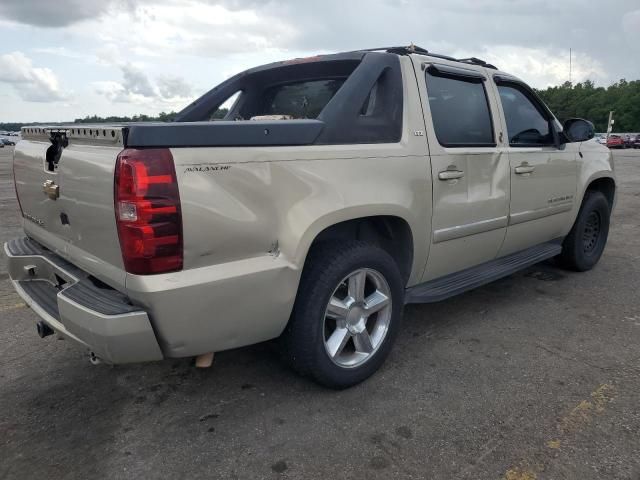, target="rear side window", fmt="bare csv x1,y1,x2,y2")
497,85,553,146
425,71,495,147
259,79,345,119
